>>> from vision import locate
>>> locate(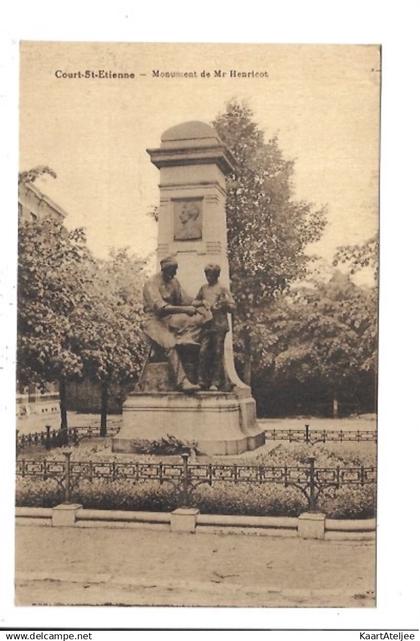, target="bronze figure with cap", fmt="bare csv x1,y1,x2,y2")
142,255,211,392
